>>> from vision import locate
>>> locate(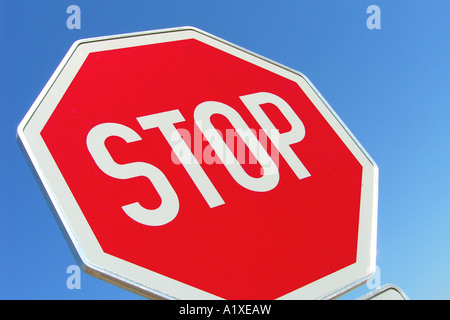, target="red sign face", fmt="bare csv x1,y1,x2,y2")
19,28,378,299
